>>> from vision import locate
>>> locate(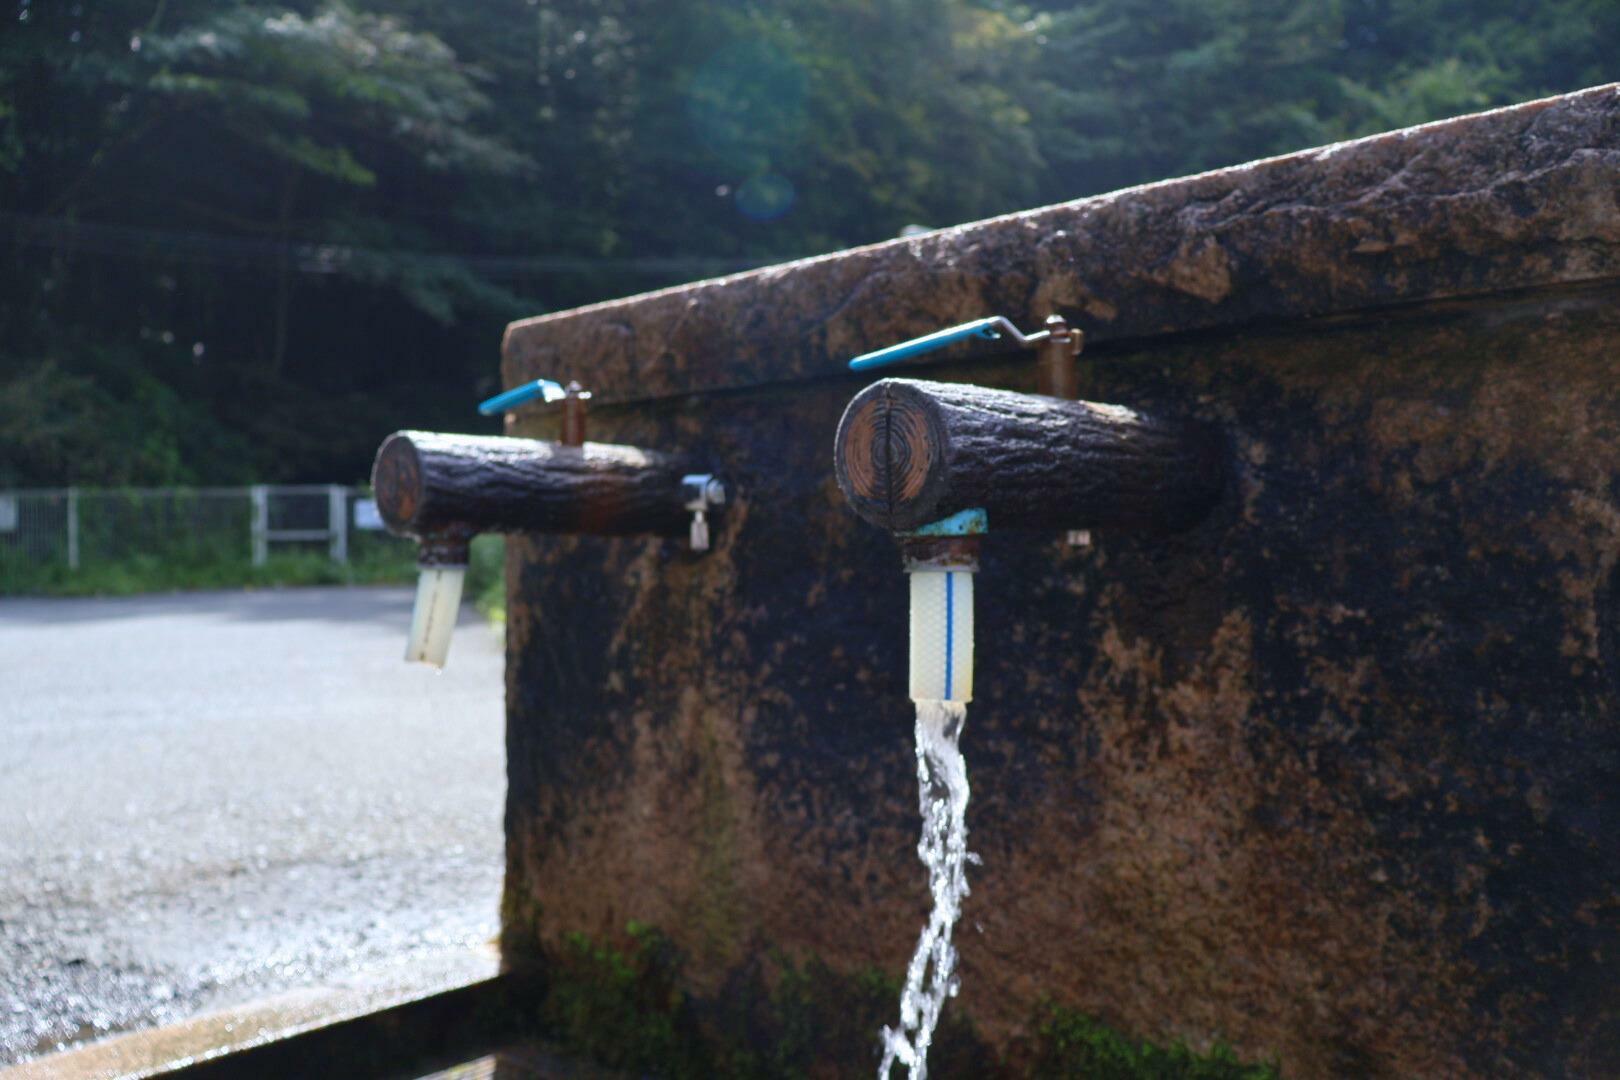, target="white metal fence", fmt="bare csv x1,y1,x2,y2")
0,485,398,578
